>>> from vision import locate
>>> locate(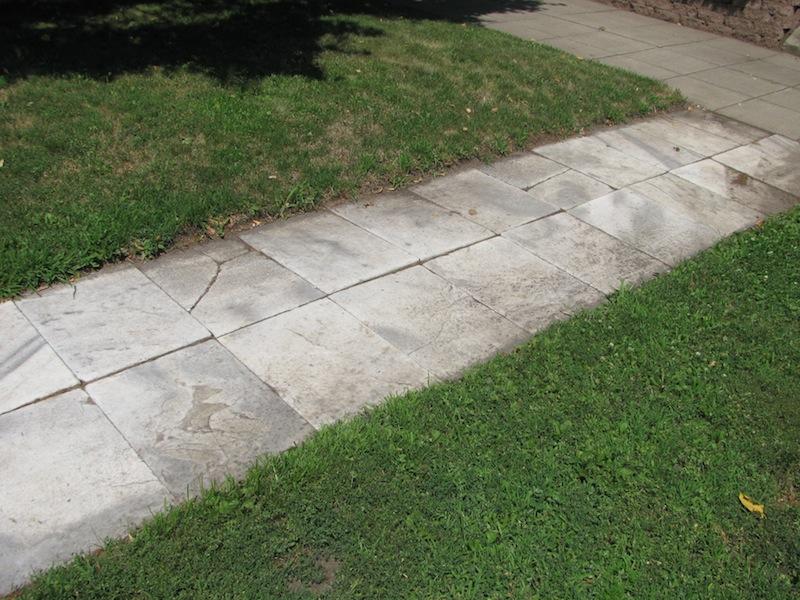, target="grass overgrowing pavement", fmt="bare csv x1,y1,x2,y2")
17,208,800,598
0,0,681,297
